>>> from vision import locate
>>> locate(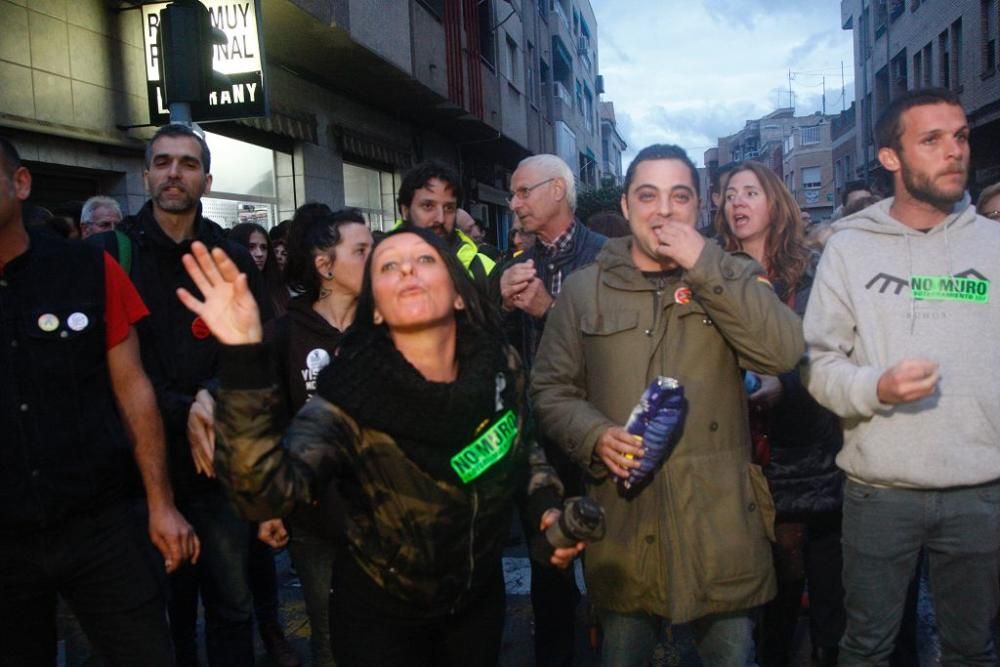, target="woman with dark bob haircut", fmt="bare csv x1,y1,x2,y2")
715,161,846,667
176,226,583,666
258,205,373,667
